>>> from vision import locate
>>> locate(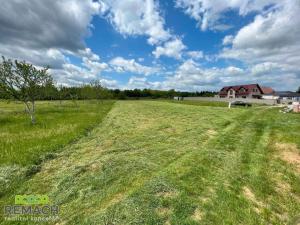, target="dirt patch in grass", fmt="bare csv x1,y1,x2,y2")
276,179,292,194
156,207,172,217
242,186,265,213
108,193,125,205
164,220,171,225
273,173,300,203
280,151,300,172
197,187,215,204
272,173,292,195
101,192,126,211
163,127,177,133
191,208,203,222
87,162,102,172
54,222,67,225
206,129,217,137
275,143,300,173
156,191,178,198
199,196,210,204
